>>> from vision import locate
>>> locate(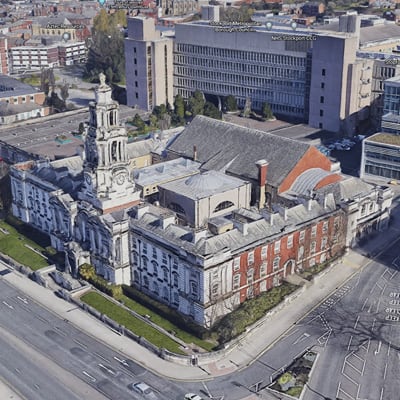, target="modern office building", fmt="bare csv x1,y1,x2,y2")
361,133,400,180
125,17,174,111
380,75,400,133
125,14,374,134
